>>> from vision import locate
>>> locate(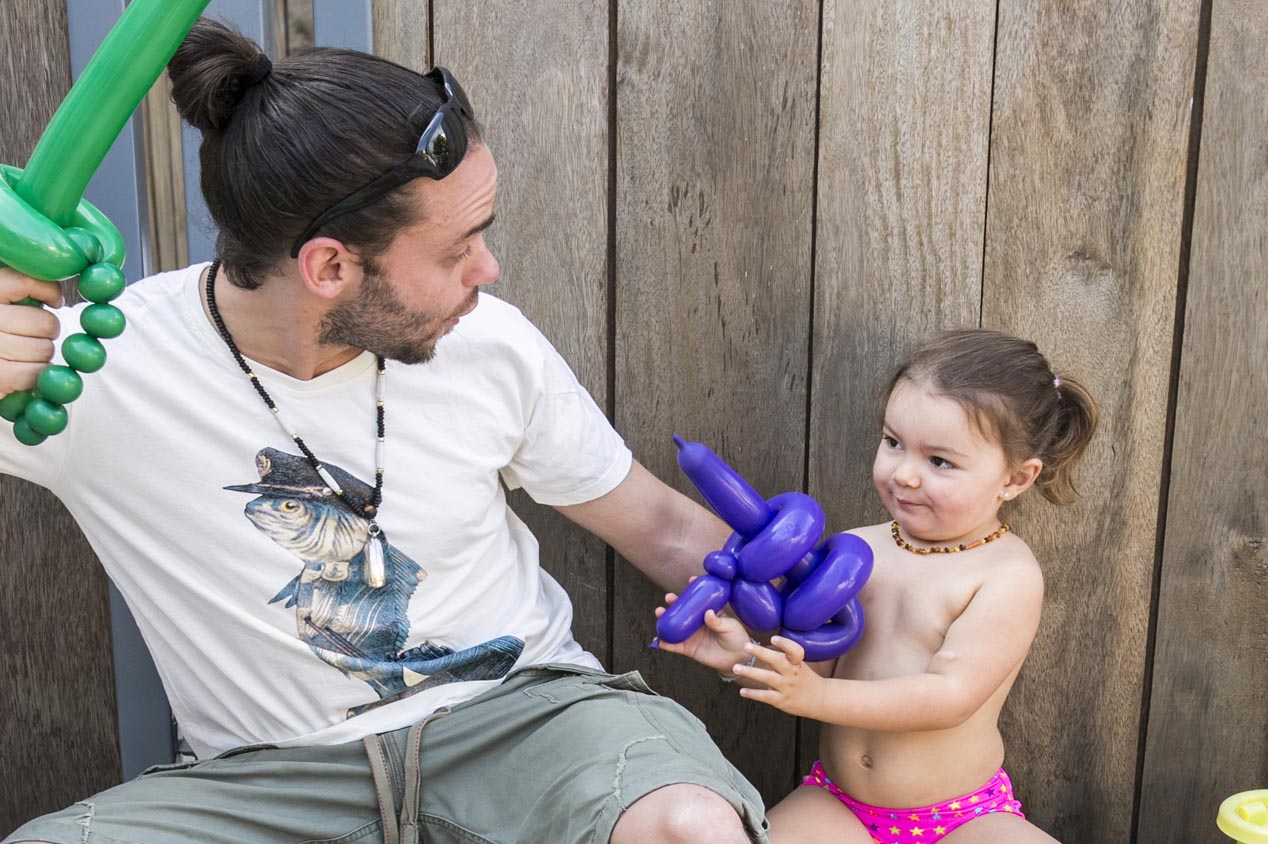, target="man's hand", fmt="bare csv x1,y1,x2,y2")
0,267,63,396
654,585,751,675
